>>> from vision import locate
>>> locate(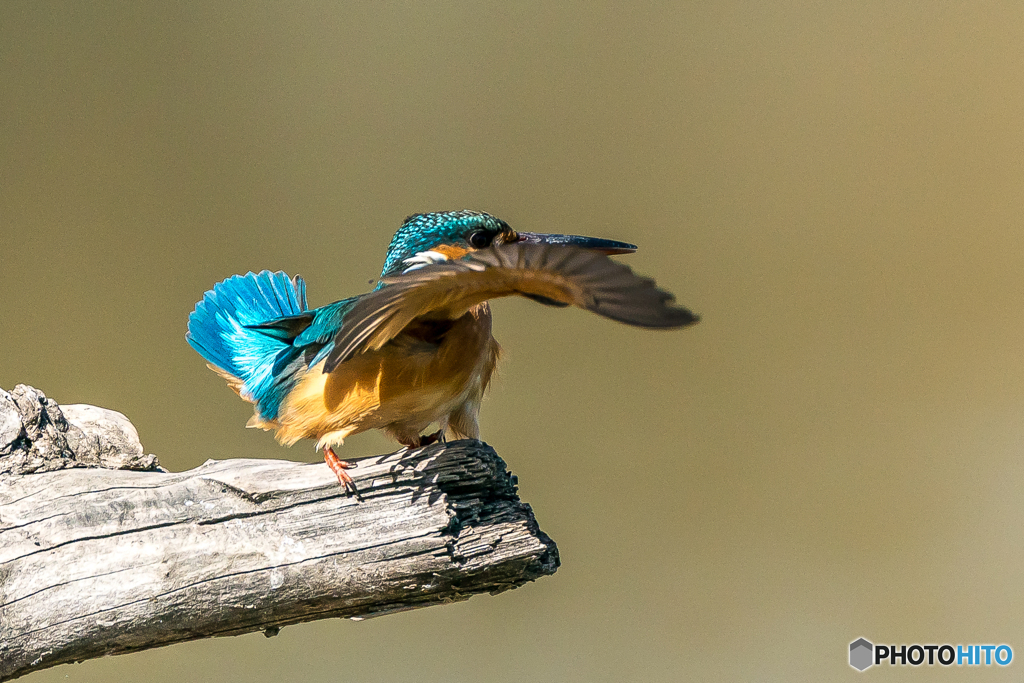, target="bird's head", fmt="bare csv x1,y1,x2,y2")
378,210,637,283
